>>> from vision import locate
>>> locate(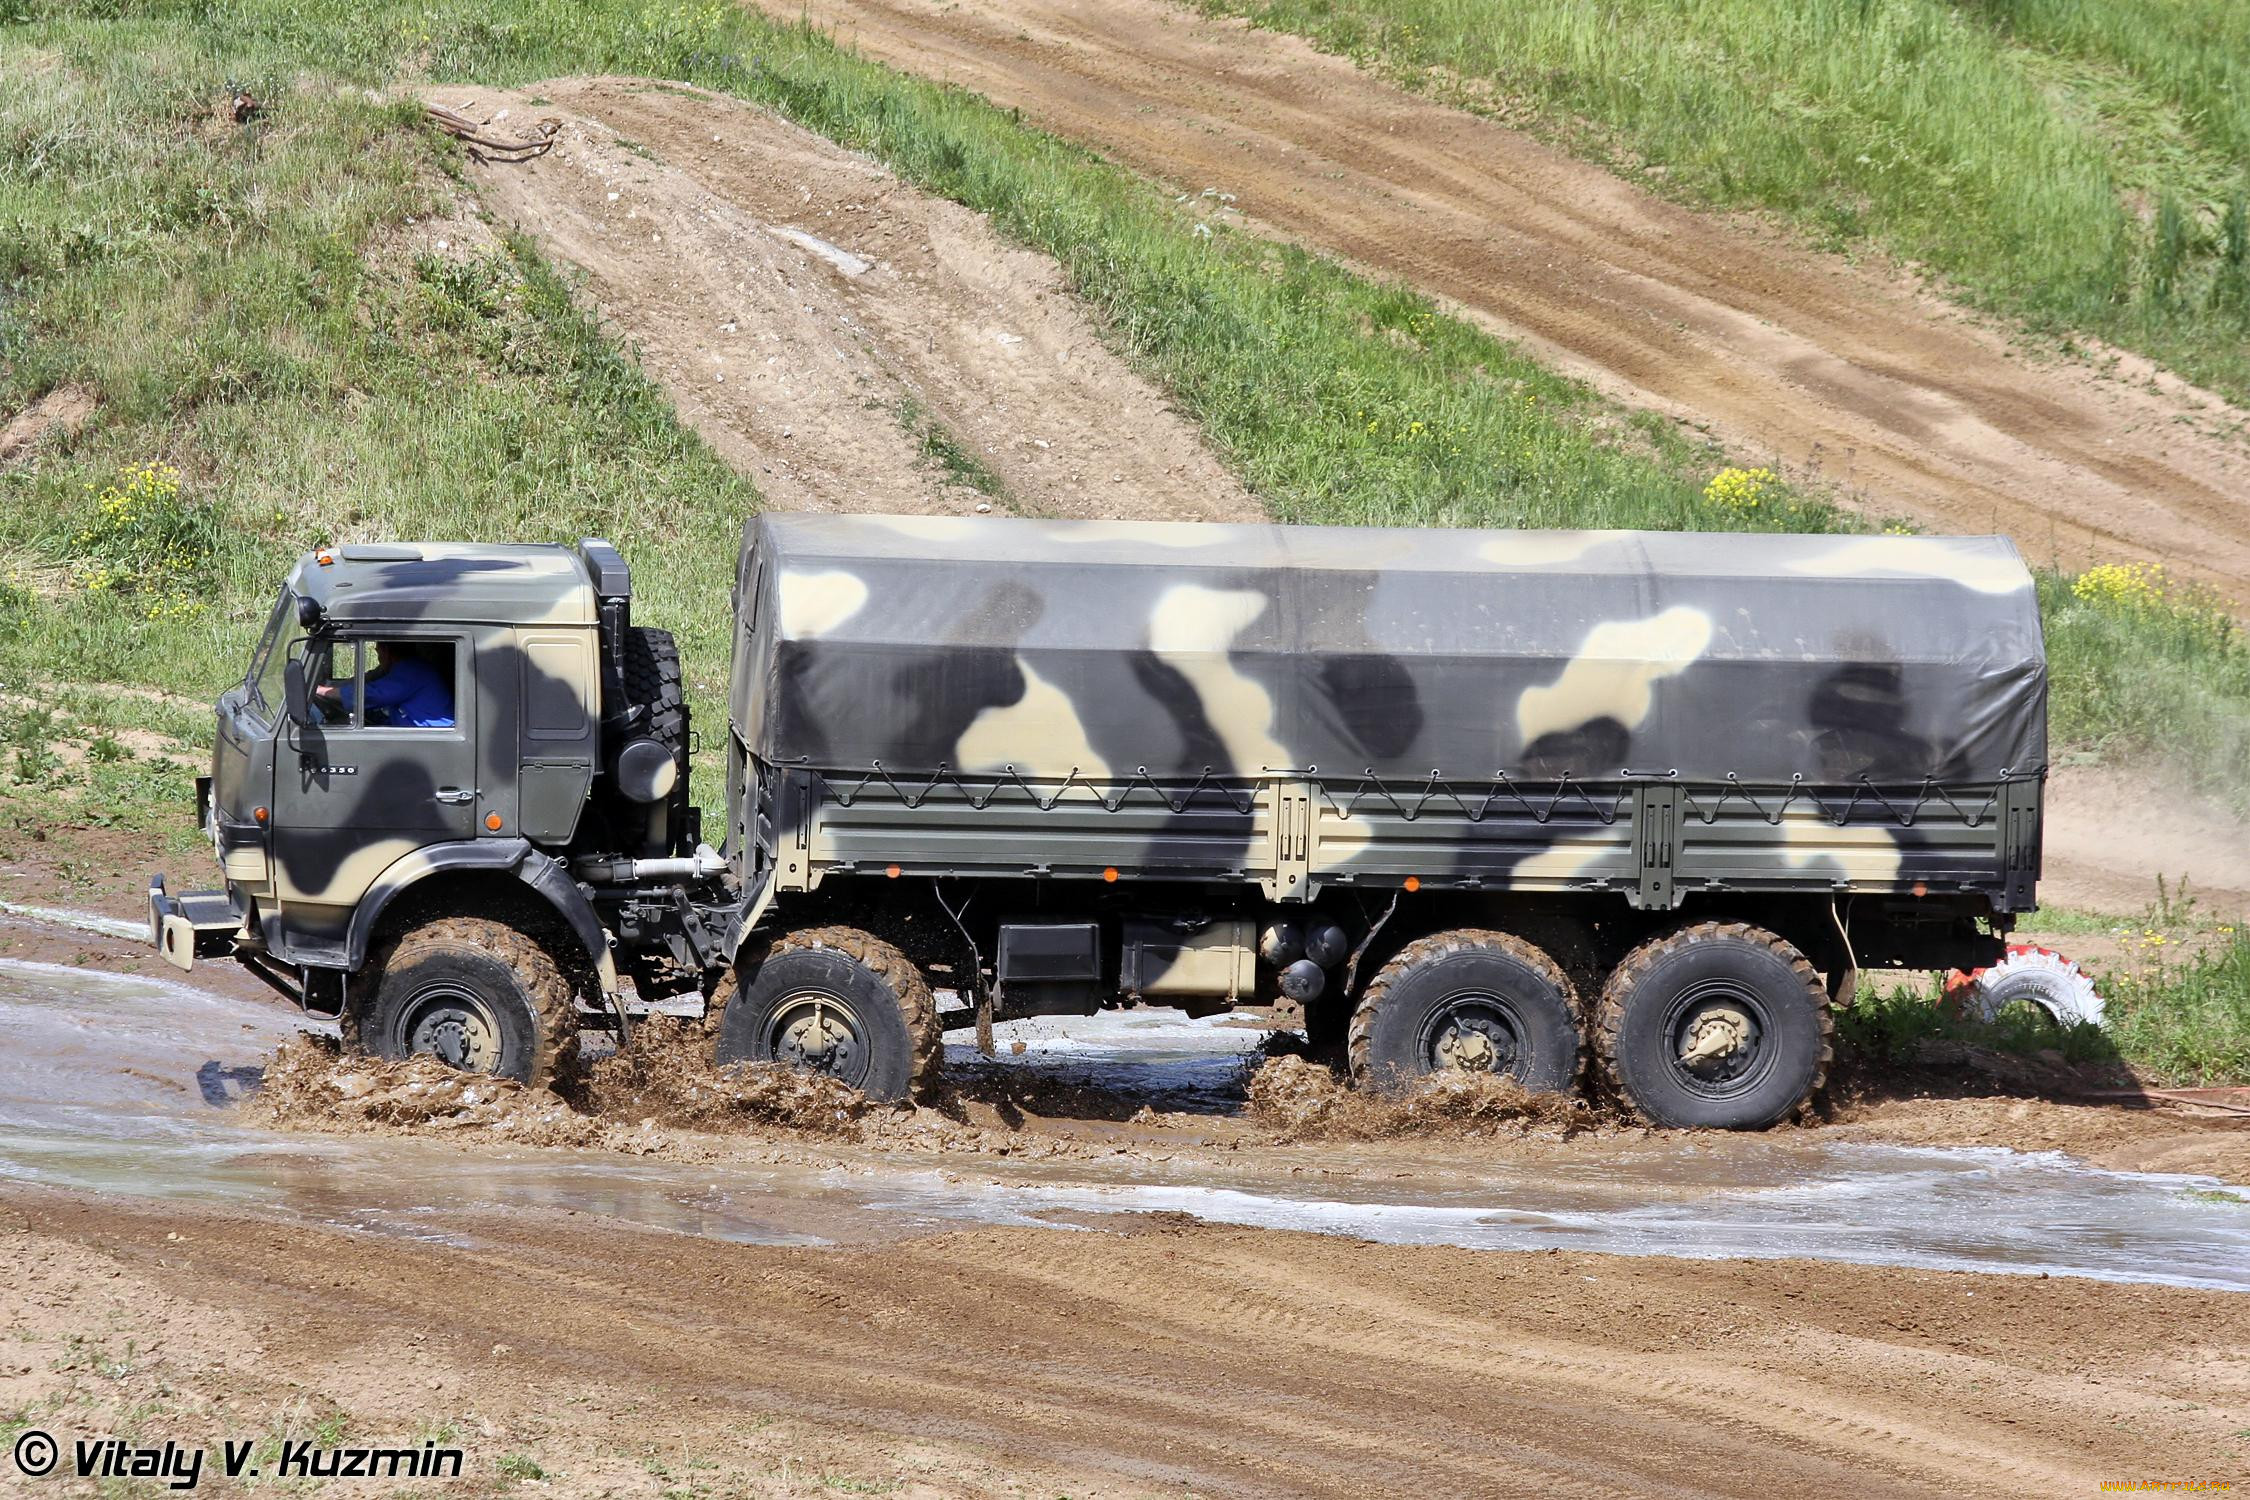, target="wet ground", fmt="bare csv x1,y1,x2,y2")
6,957,2246,1291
